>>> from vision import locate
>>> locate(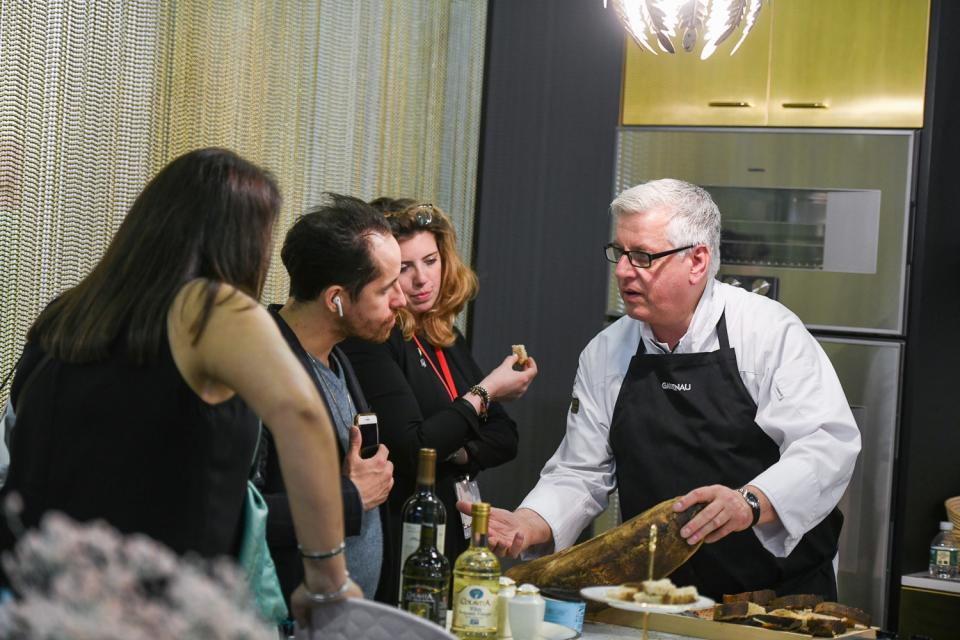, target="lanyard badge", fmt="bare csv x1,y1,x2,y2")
454,475,482,539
